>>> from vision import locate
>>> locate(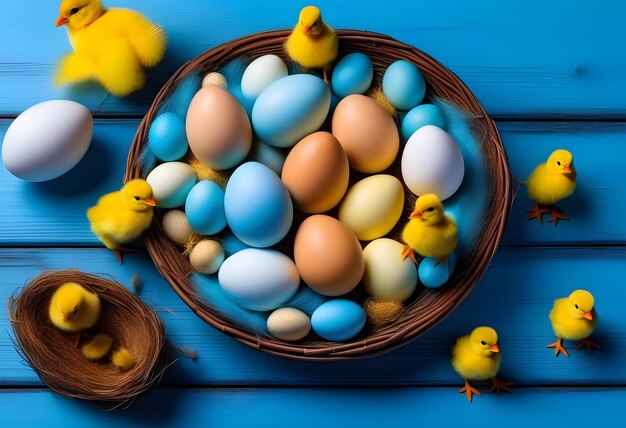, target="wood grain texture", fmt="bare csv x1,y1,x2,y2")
1,247,622,387
1,0,626,117
1,120,622,246
1,387,626,427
